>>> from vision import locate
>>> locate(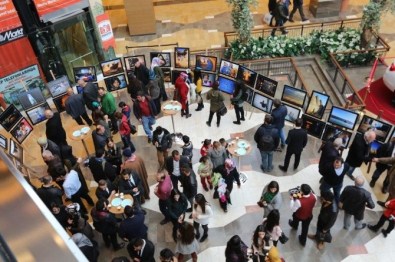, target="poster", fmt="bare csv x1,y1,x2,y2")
33,0,81,17
96,13,115,51
0,0,24,45
0,65,49,110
